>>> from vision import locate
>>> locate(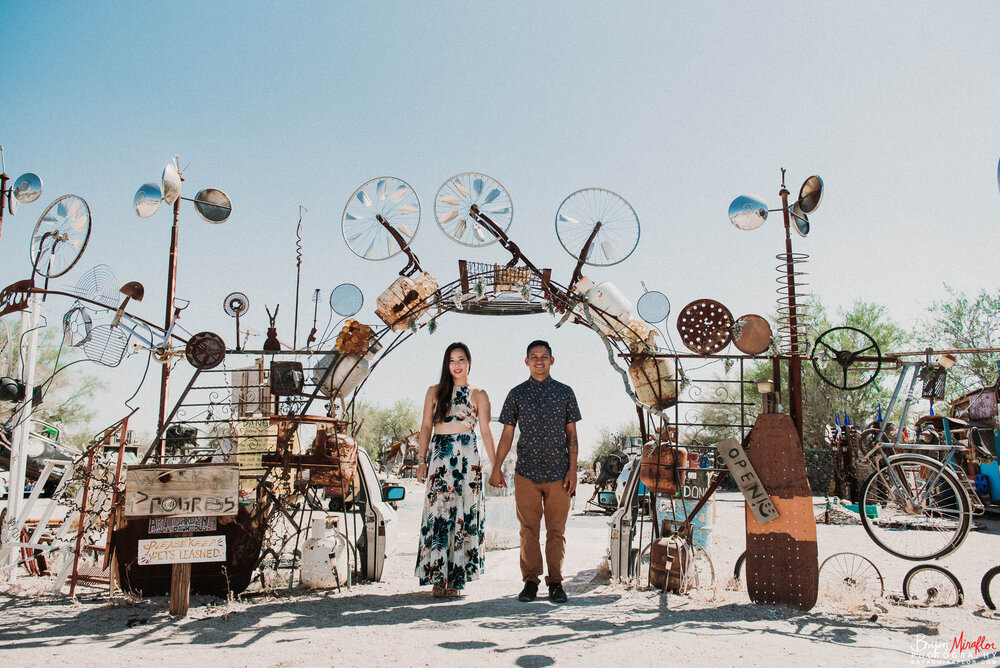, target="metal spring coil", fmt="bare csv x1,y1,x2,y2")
775,251,810,357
